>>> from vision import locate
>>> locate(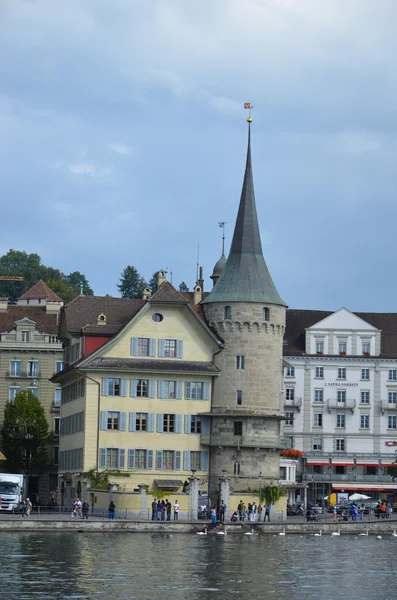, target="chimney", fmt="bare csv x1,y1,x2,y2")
0,297,8,313
193,283,202,305
198,266,204,293
157,270,166,287
142,287,151,300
